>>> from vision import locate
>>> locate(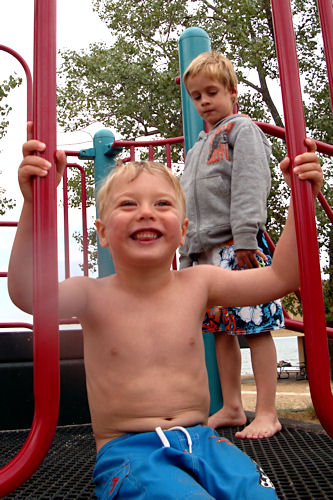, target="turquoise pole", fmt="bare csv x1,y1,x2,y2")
178,27,210,154
178,28,223,415
79,129,122,278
